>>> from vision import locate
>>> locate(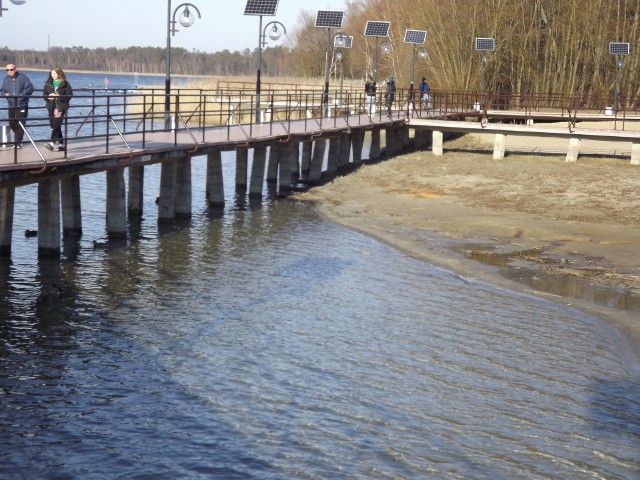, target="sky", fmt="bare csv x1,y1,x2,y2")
0,0,348,53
